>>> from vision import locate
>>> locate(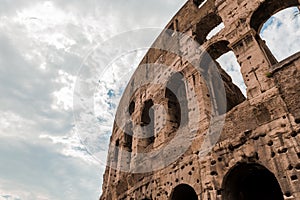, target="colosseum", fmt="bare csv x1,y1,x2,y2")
100,0,300,199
